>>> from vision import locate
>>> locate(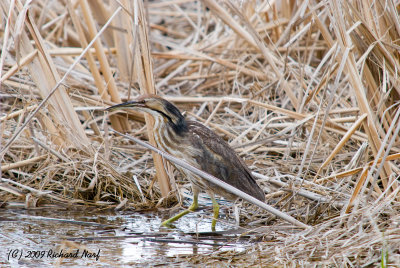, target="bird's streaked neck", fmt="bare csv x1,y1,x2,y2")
151,110,188,153
169,116,187,135
151,110,188,136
